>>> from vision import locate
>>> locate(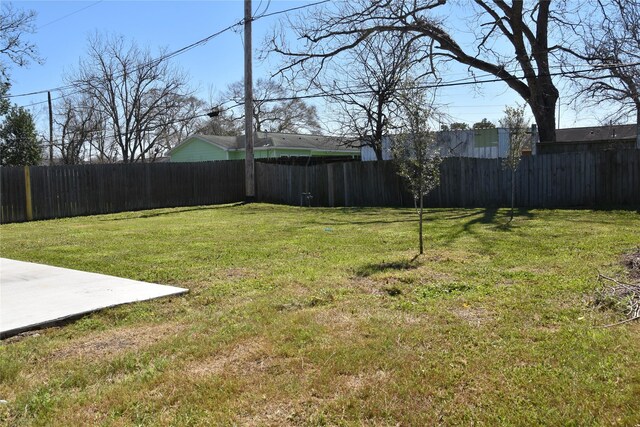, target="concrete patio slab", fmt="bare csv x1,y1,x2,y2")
0,258,188,339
